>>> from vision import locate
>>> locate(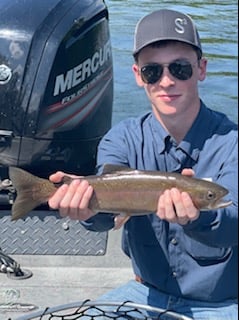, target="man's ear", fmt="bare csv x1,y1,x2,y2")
198,58,207,81
132,64,145,87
